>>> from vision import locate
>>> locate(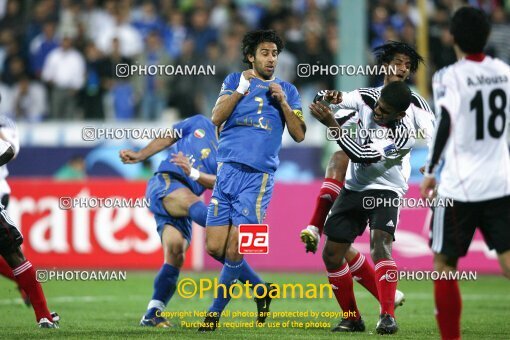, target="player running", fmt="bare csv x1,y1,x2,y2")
0,124,59,328
311,81,418,334
120,114,270,327
420,7,510,340
199,29,306,331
